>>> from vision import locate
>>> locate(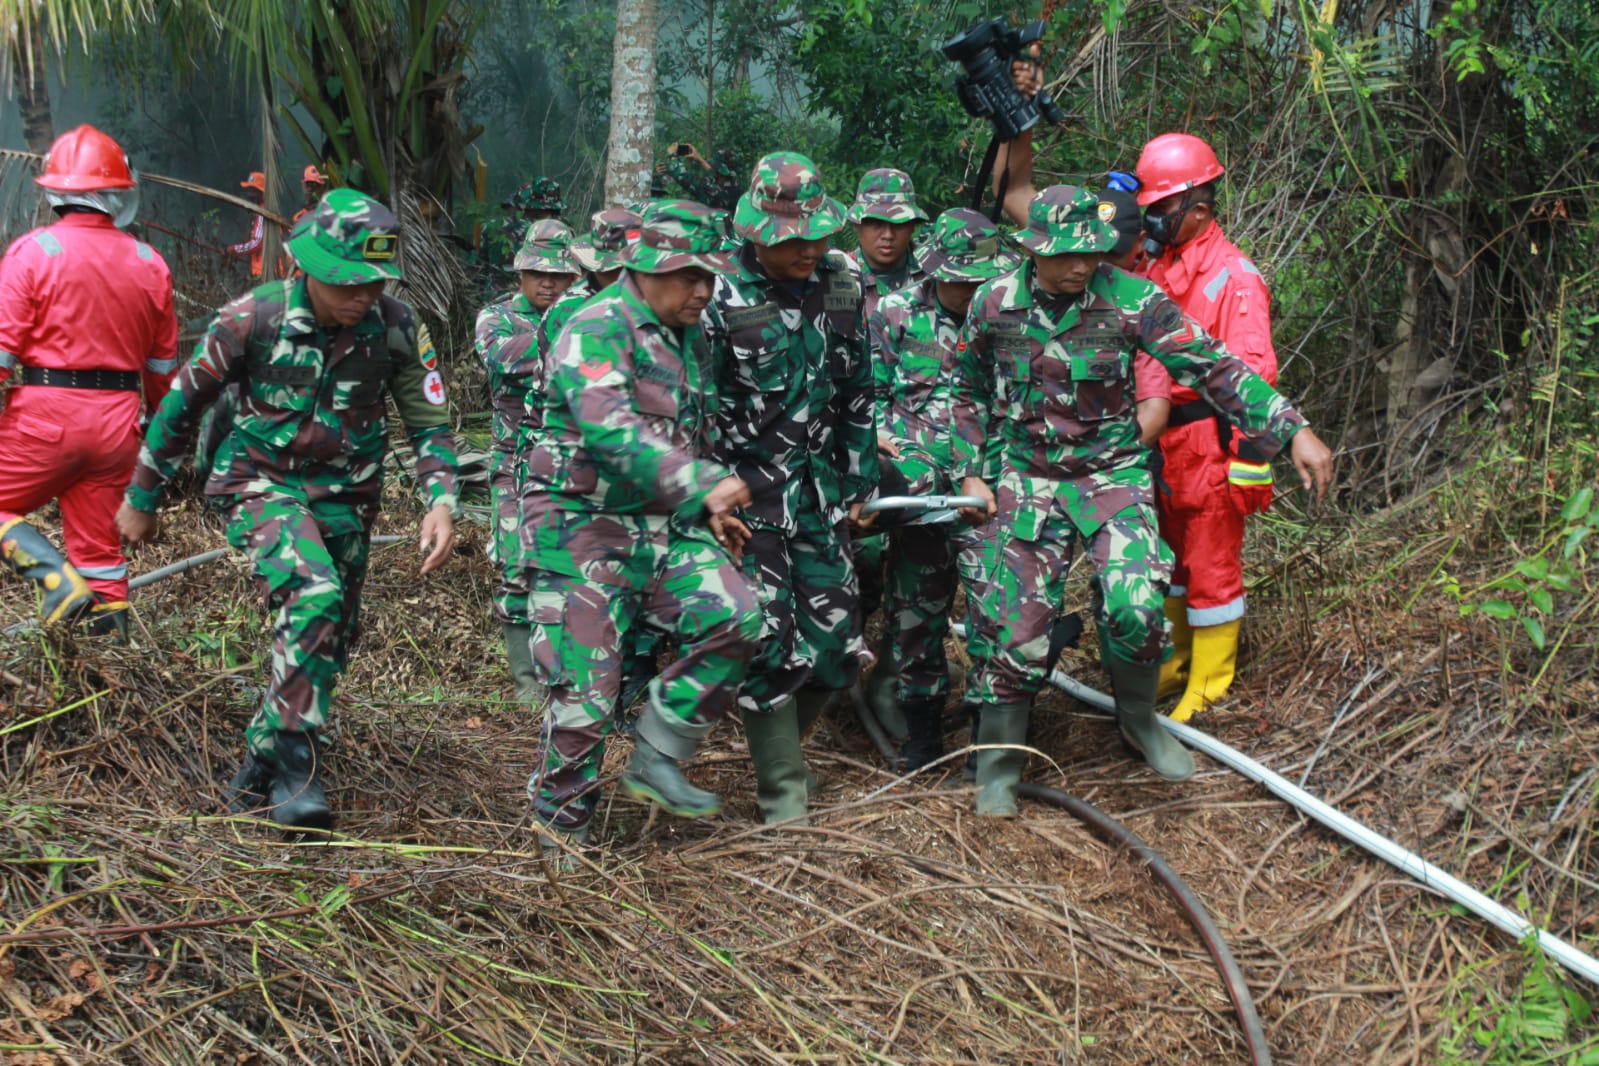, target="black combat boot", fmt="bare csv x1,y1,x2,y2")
268,731,333,832
898,696,946,772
